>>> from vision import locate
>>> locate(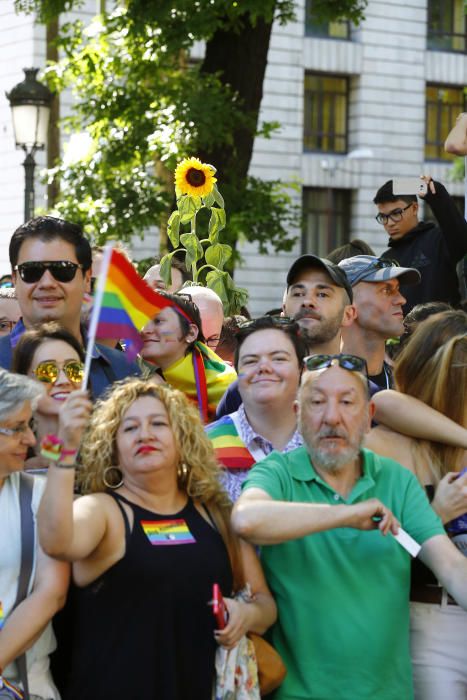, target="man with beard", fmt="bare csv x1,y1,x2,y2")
215,255,354,417
233,357,467,700
282,254,355,351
